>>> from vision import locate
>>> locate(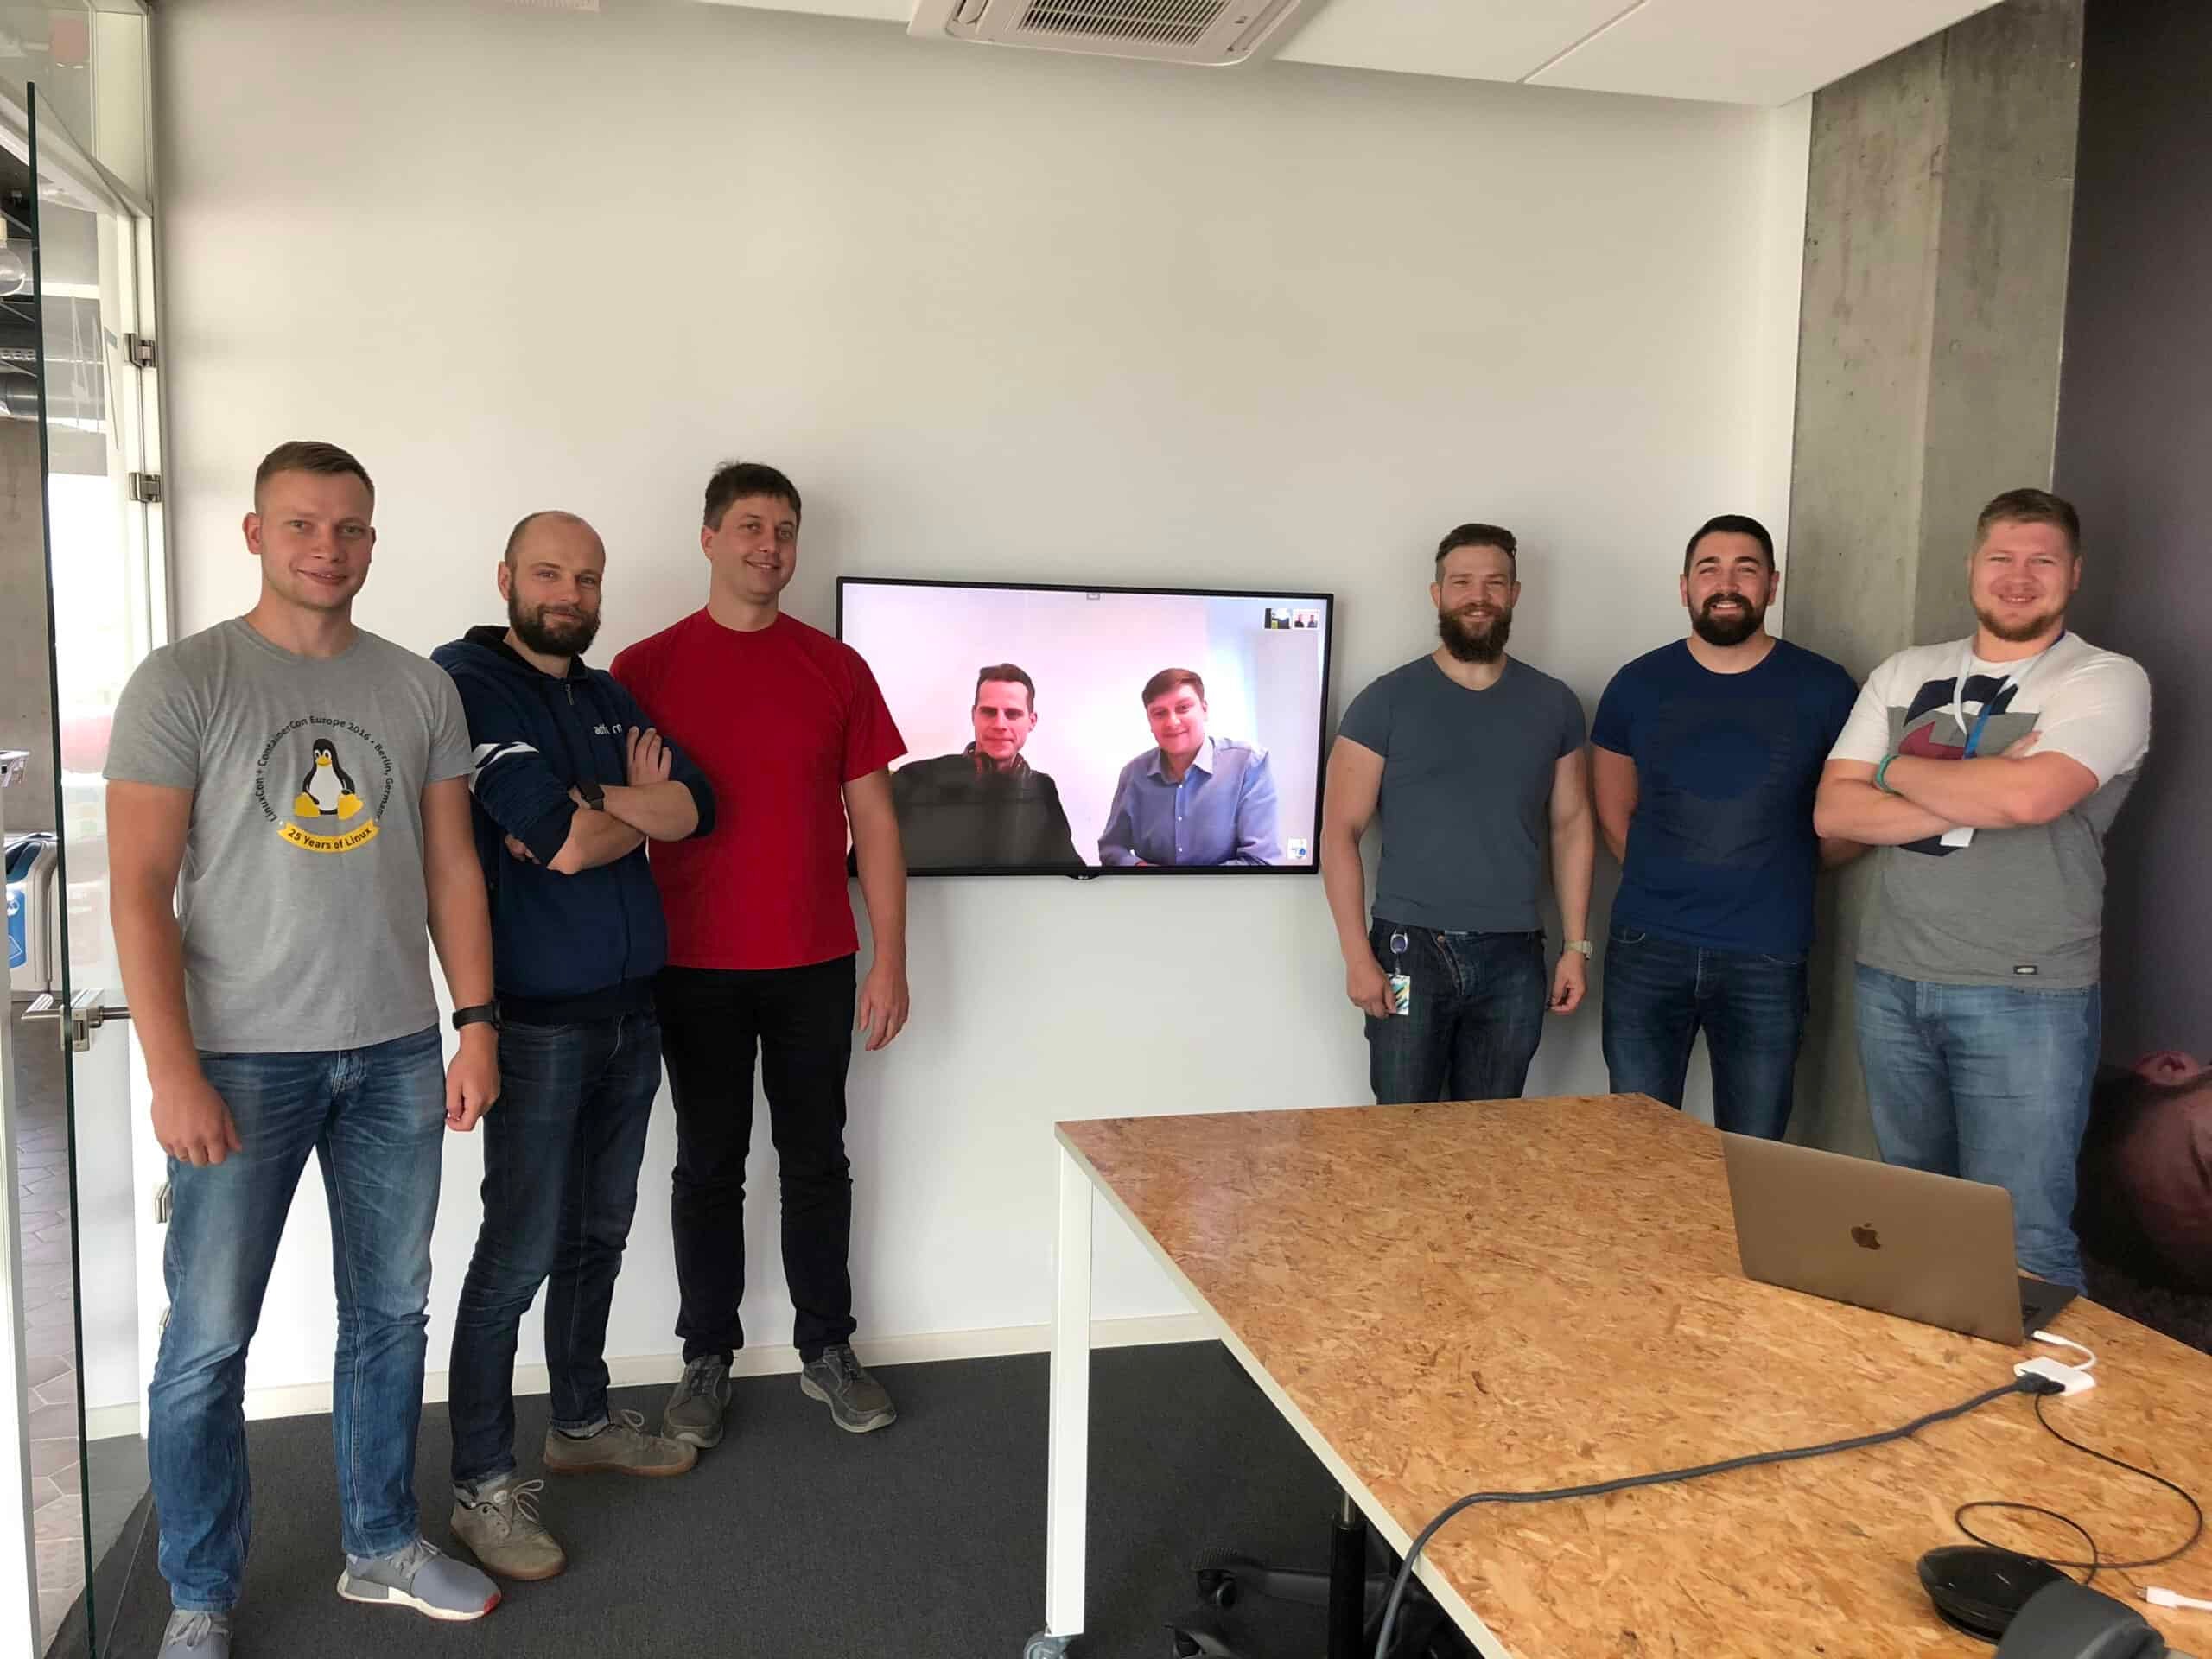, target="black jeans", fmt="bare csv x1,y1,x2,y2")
658,957,857,1364
448,1011,661,1487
